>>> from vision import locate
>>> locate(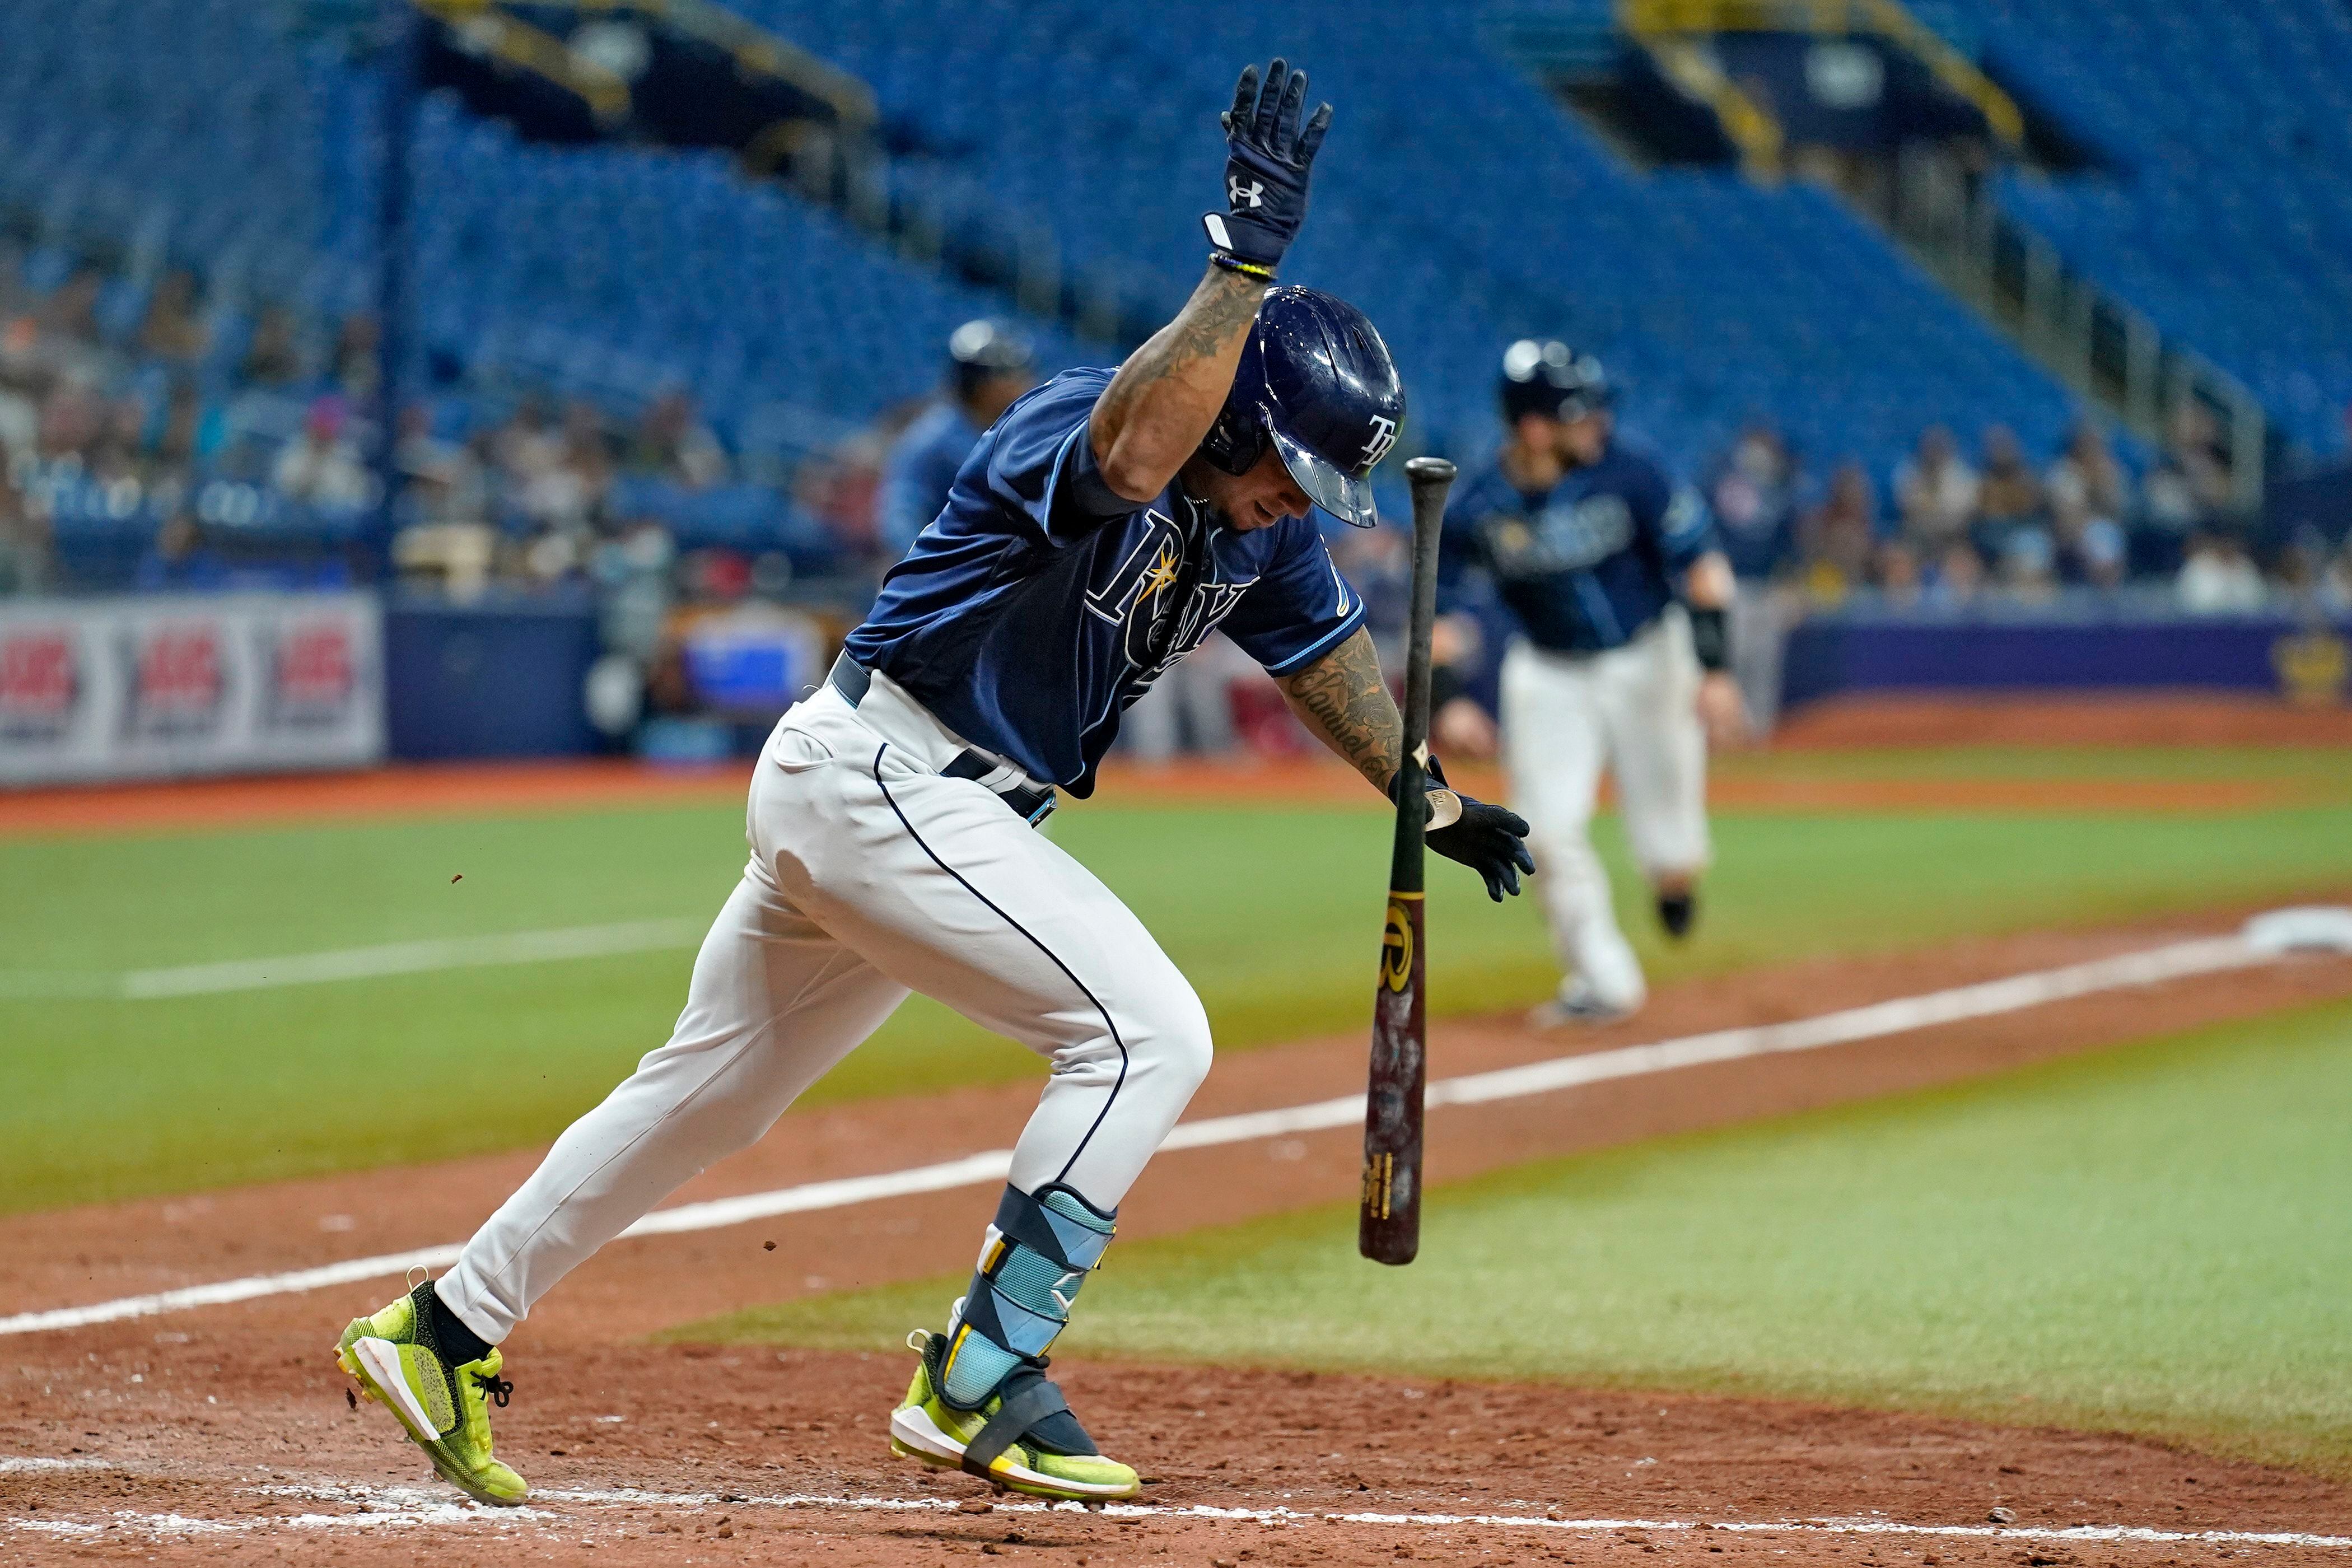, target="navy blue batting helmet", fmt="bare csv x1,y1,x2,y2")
948,319,1035,399
1200,286,1404,528
1499,339,1612,424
